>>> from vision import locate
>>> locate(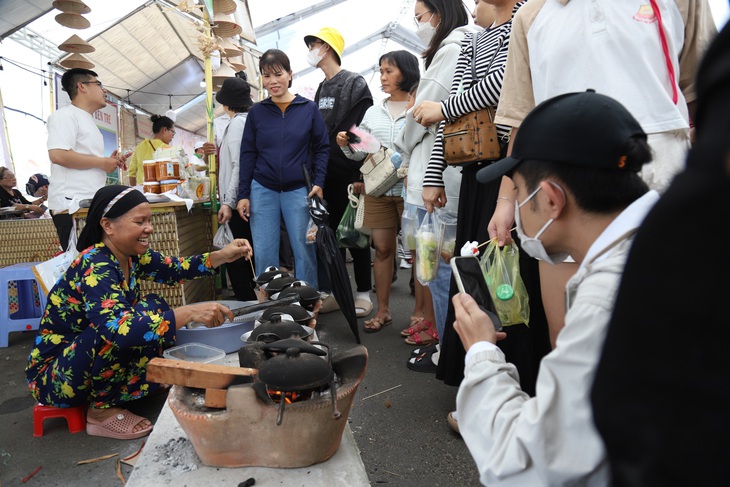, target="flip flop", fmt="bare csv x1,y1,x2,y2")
354,298,373,318
86,409,153,440
363,316,392,333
